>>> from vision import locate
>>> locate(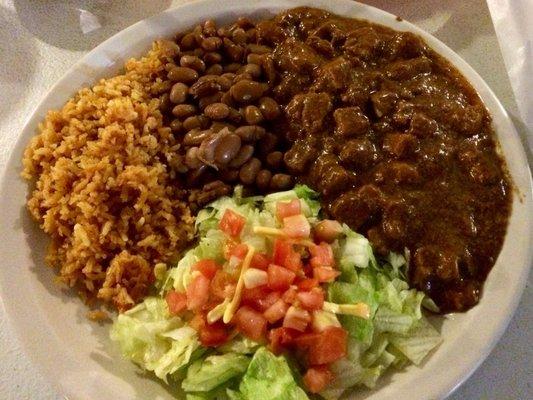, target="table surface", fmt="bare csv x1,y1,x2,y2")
0,1,531,399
